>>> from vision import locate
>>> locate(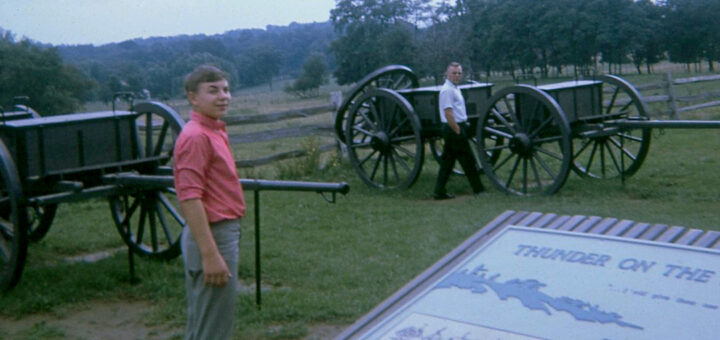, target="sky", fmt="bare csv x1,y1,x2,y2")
0,0,337,46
